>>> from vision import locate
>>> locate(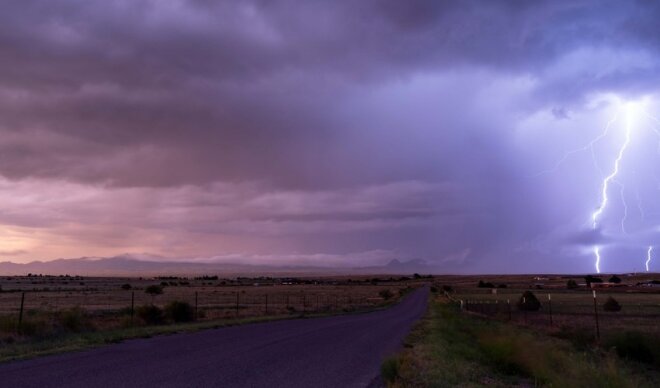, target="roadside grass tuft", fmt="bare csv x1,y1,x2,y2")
384,297,654,387
381,356,400,384
604,331,660,366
